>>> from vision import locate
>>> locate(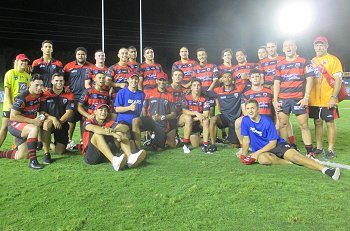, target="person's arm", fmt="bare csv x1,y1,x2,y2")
10,109,43,127
77,102,92,119
329,75,342,108
250,140,277,160
241,136,250,155
59,110,73,124
298,76,313,108
273,79,281,111
84,79,91,89
115,102,136,113
241,103,247,116
4,87,12,108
